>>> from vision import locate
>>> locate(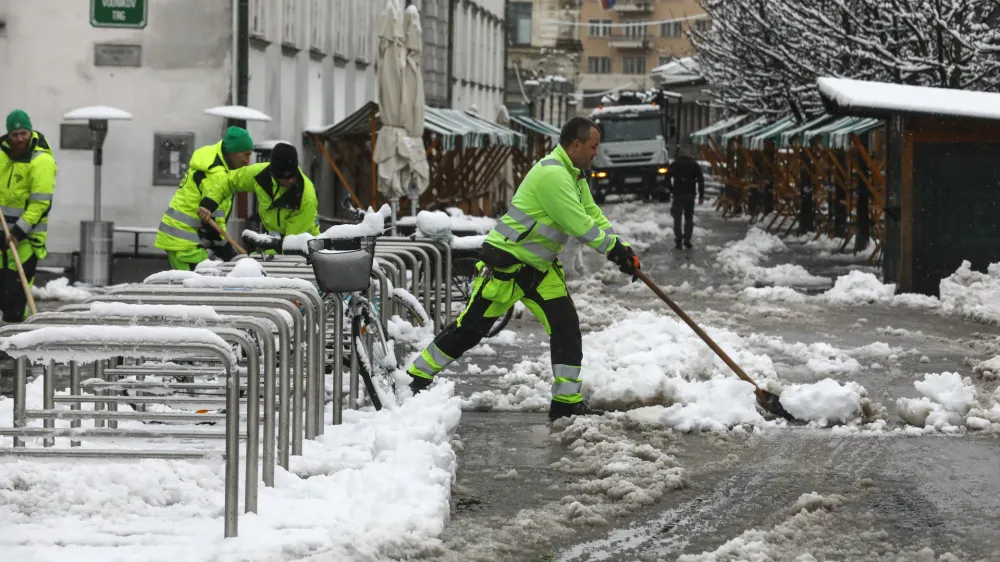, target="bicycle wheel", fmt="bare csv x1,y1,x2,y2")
351,305,398,410
390,291,428,327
